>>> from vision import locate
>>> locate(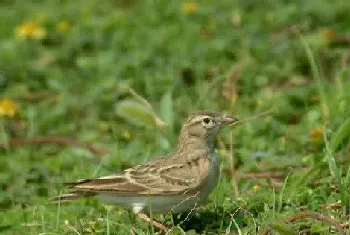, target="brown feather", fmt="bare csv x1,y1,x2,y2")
53,111,231,201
